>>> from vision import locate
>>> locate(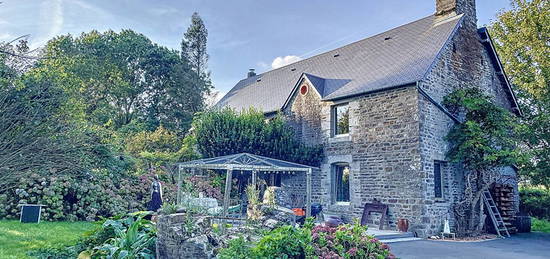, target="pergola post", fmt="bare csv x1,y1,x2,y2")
306,168,312,217
176,165,183,205
252,170,257,186
222,166,233,217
